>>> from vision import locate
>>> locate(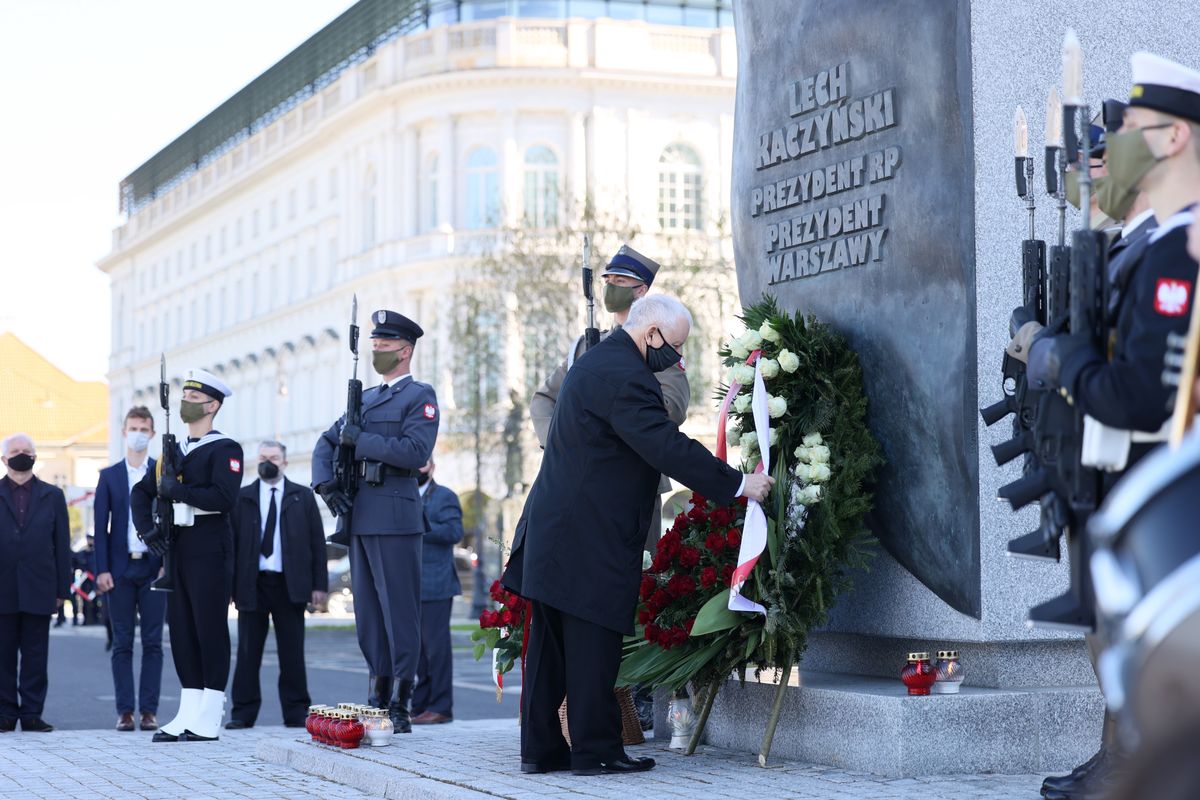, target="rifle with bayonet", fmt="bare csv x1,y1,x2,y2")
324,296,362,547
148,354,177,592
581,234,600,351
